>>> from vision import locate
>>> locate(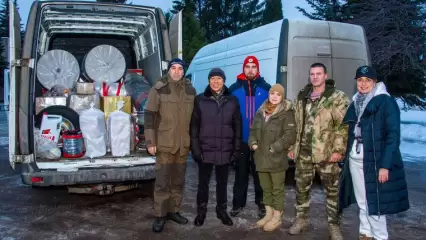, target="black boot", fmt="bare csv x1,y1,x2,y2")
166,212,188,225
258,204,266,219
230,206,243,217
194,213,206,226
217,206,233,226
152,217,166,233
194,204,207,227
